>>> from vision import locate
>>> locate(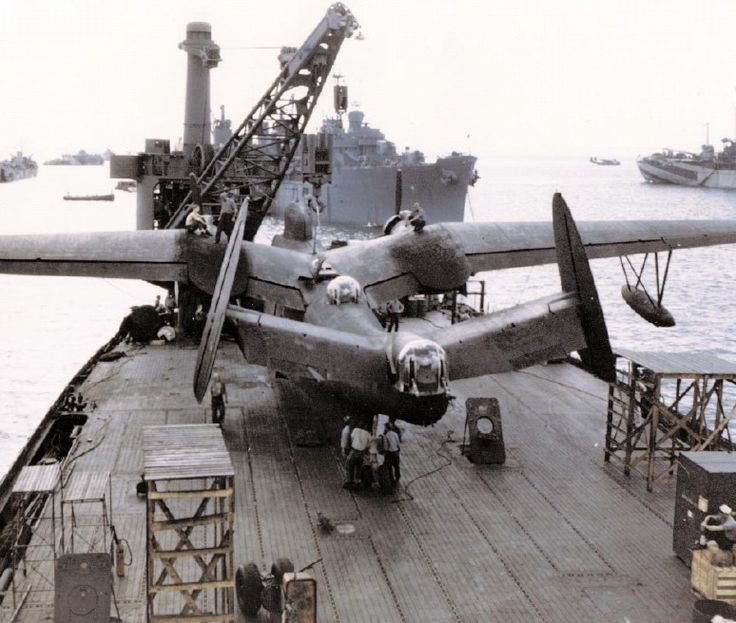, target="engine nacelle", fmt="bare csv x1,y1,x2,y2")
394,339,448,397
